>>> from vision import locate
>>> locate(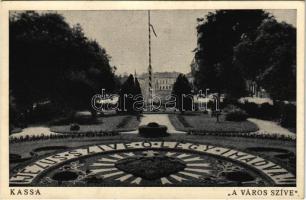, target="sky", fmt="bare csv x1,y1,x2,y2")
56,10,296,75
